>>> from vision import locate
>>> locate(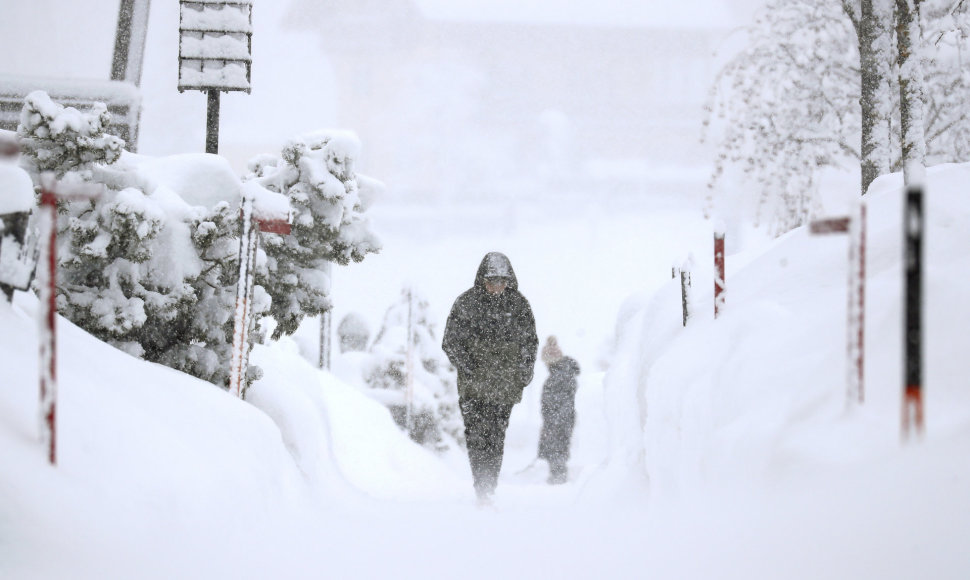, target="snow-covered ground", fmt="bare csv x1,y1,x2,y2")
3,164,970,579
